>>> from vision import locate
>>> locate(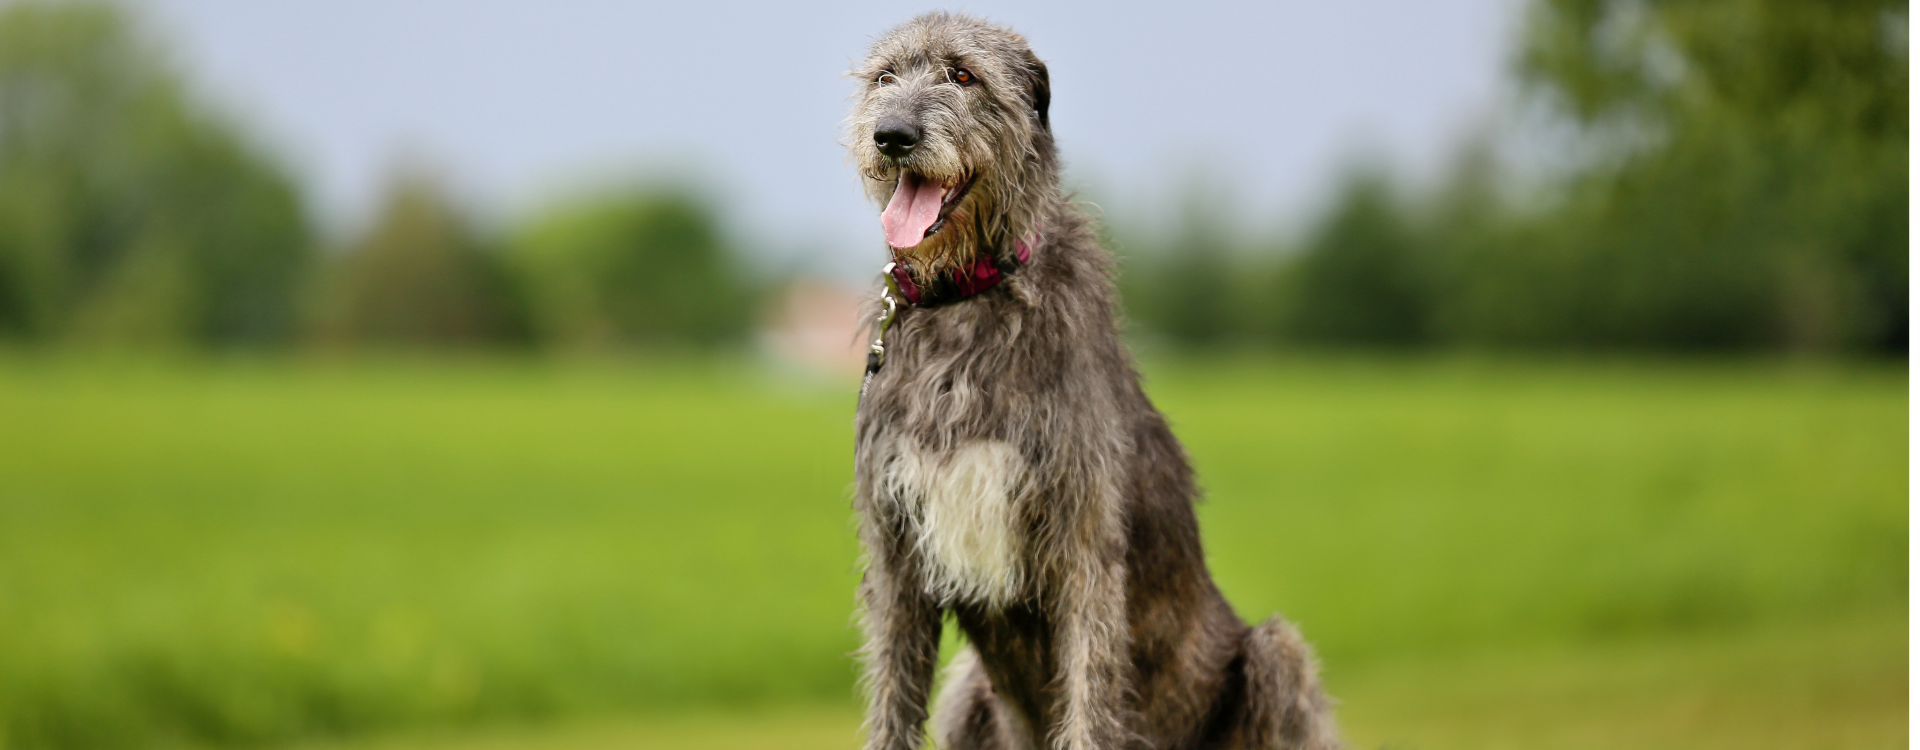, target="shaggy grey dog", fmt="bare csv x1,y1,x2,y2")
846,13,1340,750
